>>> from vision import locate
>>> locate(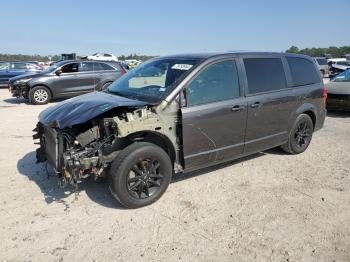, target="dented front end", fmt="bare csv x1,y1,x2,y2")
33,105,181,186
